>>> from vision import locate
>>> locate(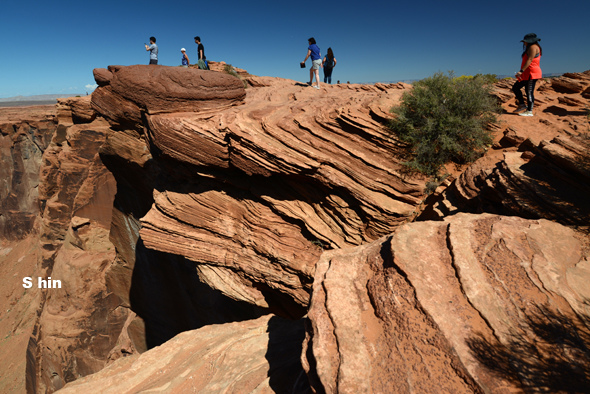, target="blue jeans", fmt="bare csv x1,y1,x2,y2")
324,67,333,84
